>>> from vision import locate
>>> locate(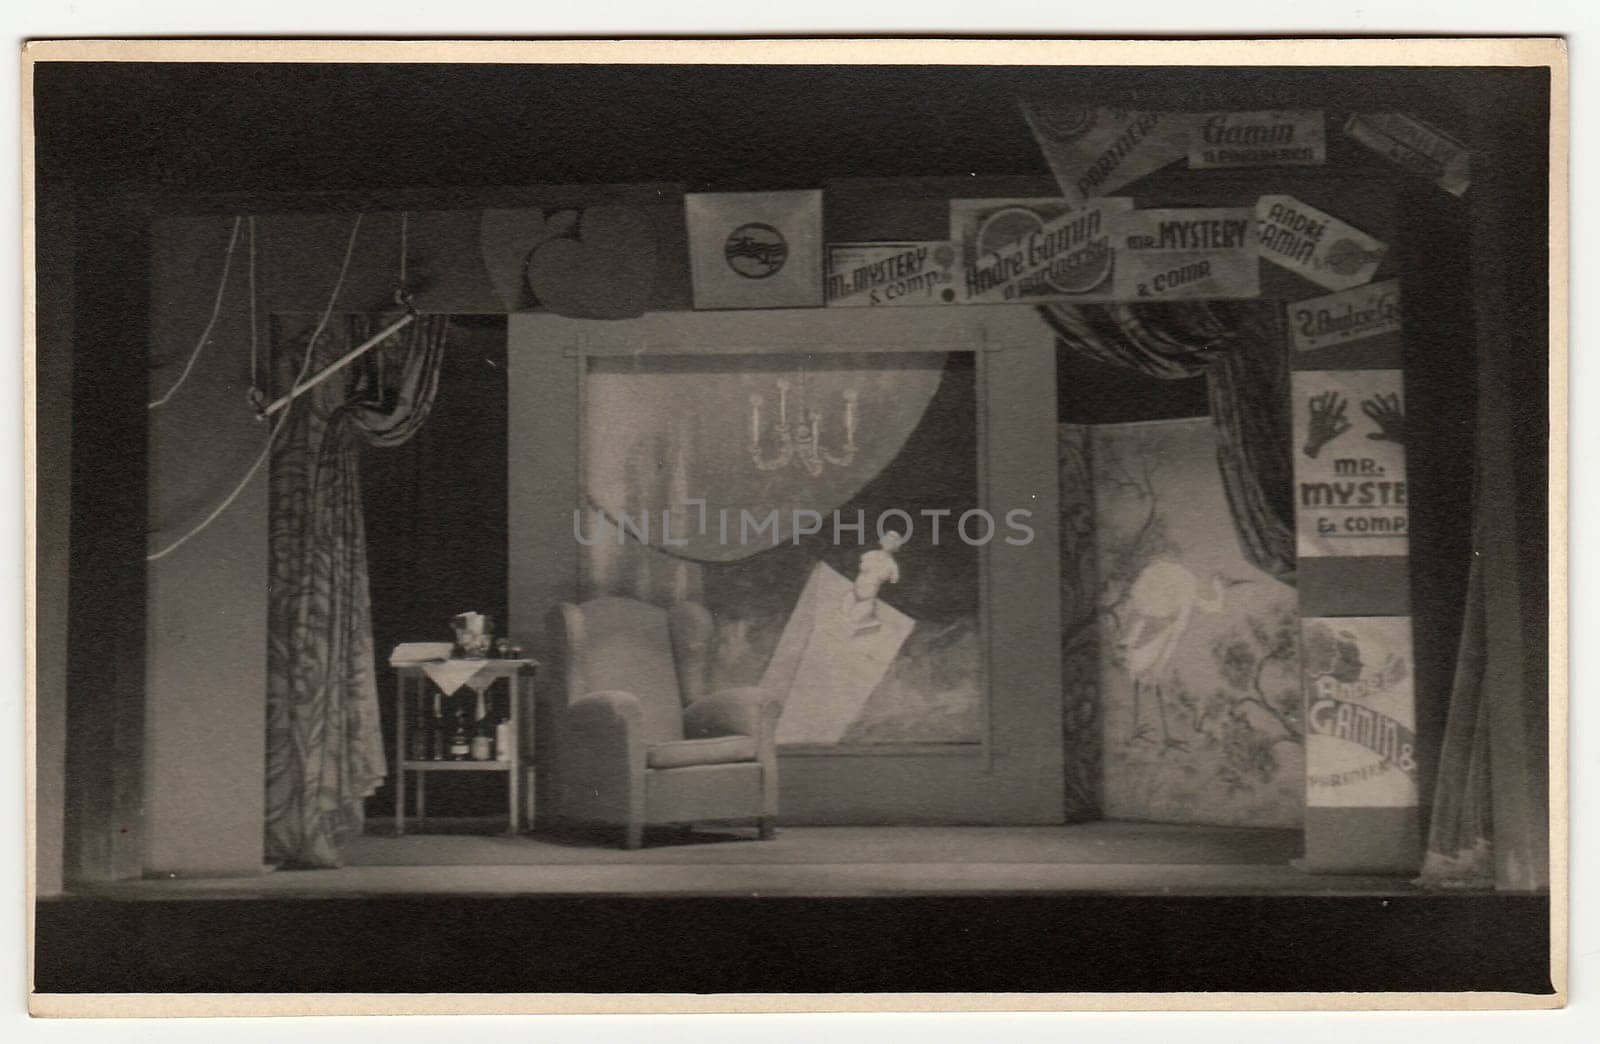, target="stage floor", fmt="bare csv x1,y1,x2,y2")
68,821,1428,898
